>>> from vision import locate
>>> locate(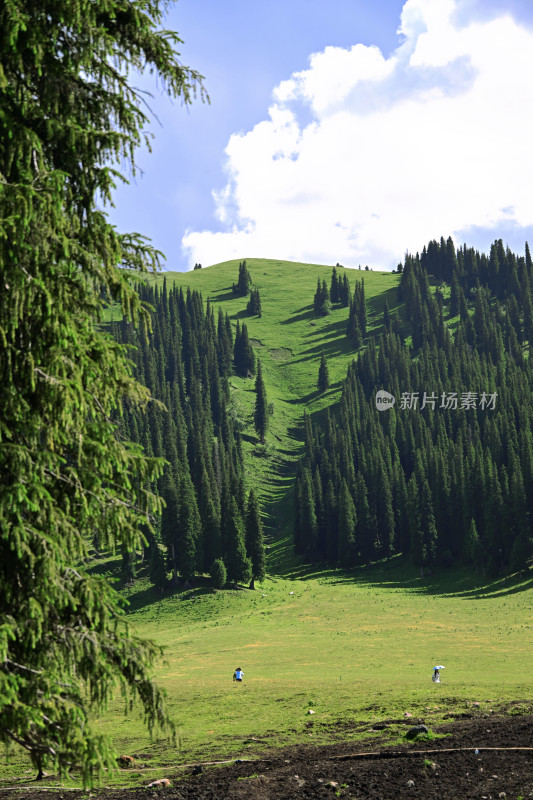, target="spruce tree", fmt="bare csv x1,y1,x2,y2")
246,288,262,317
245,489,266,588
177,471,201,583
317,351,330,393
339,272,352,307
0,0,205,782
120,543,137,584
148,531,167,592
337,480,356,567
234,322,255,377
318,279,332,315
225,499,252,584
210,558,227,589
464,518,483,574
301,469,318,560
330,267,339,303
234,260,252,296
233,320,243,374
254,360,269,443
